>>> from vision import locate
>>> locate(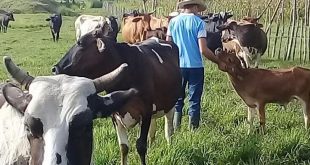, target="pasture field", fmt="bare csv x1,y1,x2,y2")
1,14,310,165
